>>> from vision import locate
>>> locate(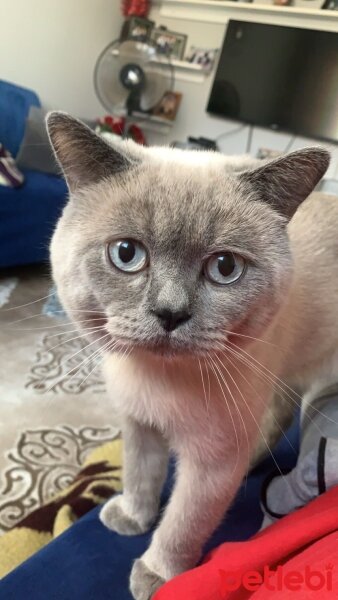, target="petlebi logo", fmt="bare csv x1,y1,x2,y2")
219,564,334,595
